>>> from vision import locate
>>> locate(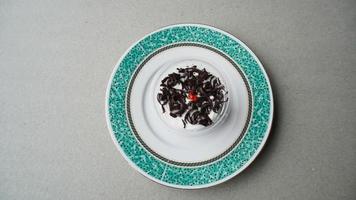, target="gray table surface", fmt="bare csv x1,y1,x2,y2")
1,0,355,199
